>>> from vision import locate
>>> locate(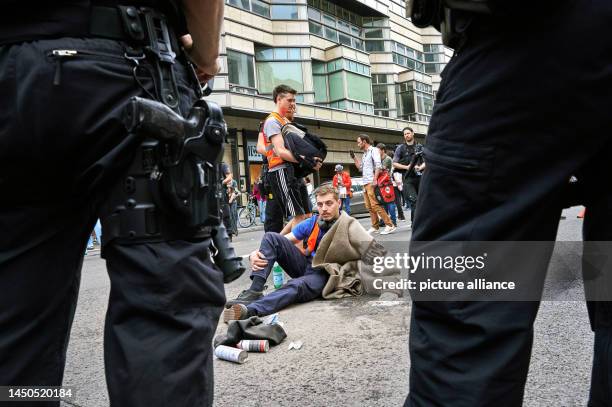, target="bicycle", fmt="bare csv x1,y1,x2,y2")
238,194,260,228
